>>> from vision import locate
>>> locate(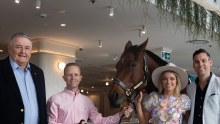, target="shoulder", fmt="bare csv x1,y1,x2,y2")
145,91,159,101
180,94,190,101
149,91,159,97
179,94,191,111
187,82,196,88
30,63,43,71
48,91,66,103
186,82,196,92
143,92,159,110
0,57,10,66
211,74,220,82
